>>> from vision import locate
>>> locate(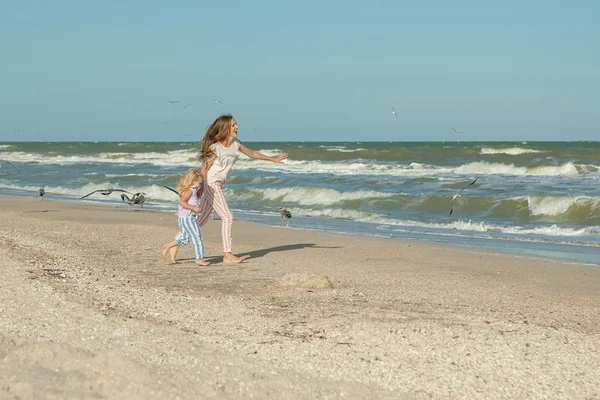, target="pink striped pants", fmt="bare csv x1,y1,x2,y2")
174,181,234,252
195,181,234,253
